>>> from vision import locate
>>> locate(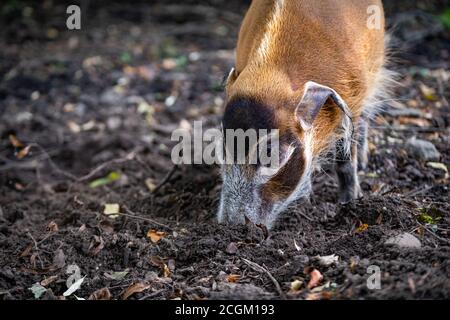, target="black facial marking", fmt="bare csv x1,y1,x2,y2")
222,96,277,164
